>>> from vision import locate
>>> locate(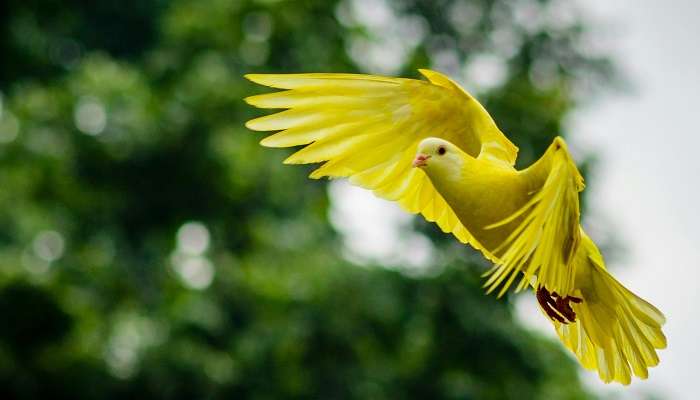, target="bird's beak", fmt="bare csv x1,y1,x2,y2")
412,153,431,168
